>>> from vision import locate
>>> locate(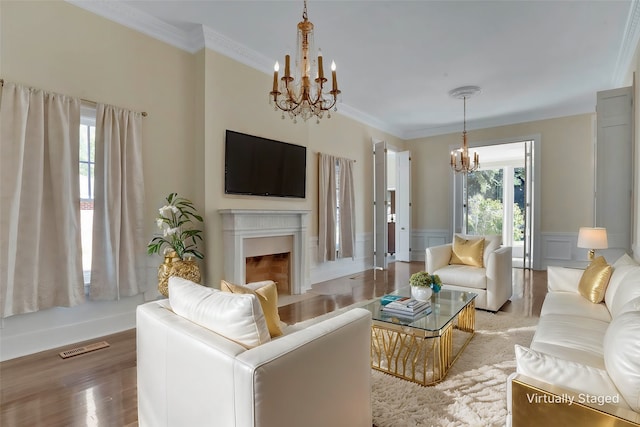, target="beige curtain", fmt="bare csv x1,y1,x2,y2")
318,153,337,262
0,82,84,318
337,158,355,259
90,104,145,300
